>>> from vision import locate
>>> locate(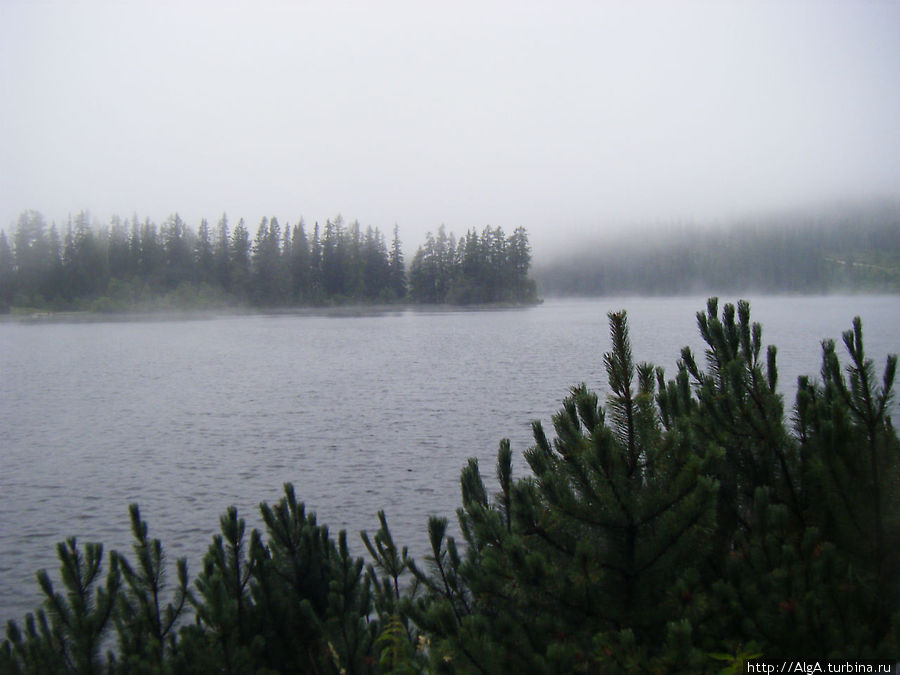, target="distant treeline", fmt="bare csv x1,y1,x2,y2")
535,202,900,295
0,211,536,312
